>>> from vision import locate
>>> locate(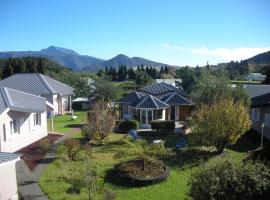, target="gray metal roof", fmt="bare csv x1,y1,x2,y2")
133,95,169,109
0,73,74,96
163,92,193,106
0,152,20,164
243,84,270,98
118,91,144,105
140,82,187,97
0,87,46,115
251,93,270,107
